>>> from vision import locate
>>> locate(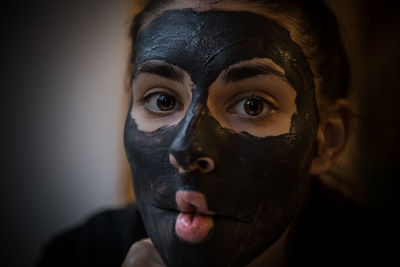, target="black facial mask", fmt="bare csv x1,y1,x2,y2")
125,10,318,267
